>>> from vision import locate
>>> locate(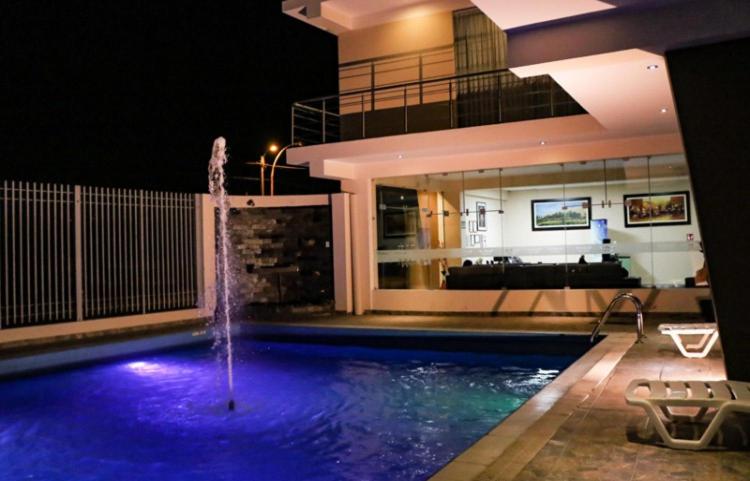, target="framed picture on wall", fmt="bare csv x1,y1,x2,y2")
470,234,484,247
531,197,591,231
623,191,691,227
476,202,487,231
